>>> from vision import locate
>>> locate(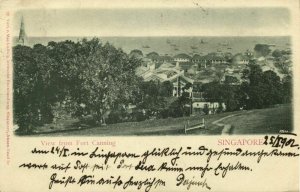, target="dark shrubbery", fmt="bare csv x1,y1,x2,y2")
13,39,292,133
14,38,141,132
